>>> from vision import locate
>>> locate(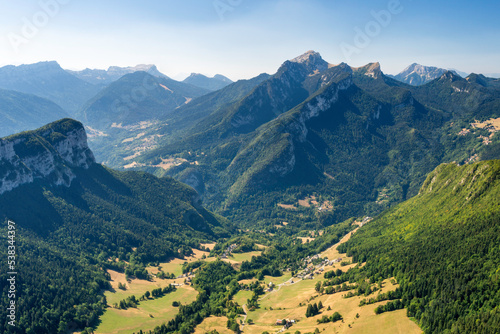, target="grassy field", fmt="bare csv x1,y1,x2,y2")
224,251,262,264
233,290,253,306
96,285,198,334
197,227,422,334
240,275,421,334
94,247,212,334
193,316,233,334
147,247,214,278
